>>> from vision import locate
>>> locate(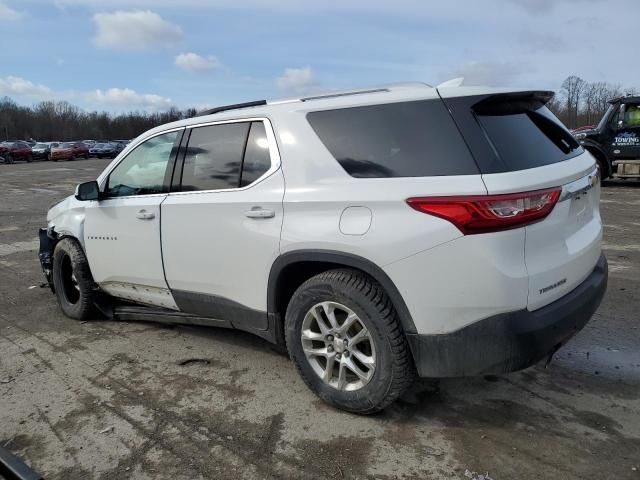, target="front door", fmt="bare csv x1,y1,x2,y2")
84,129,182,308
161,119,284,330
